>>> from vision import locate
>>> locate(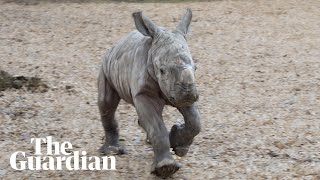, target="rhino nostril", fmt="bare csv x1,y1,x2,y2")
169,97,175,101
180,83,194,90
